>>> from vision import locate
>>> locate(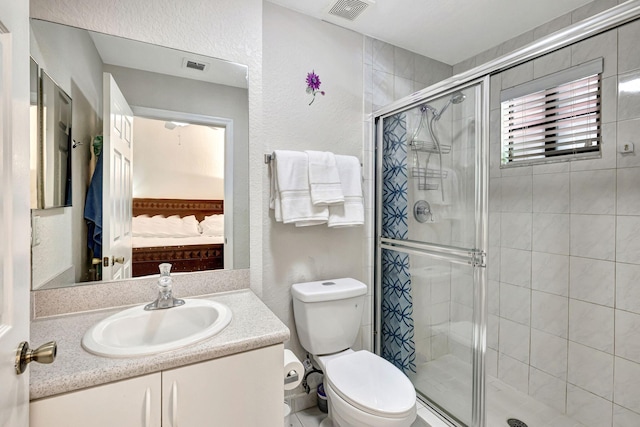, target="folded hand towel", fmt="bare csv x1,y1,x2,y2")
306,150,344,206
328,155,364,227
274,150,328,226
